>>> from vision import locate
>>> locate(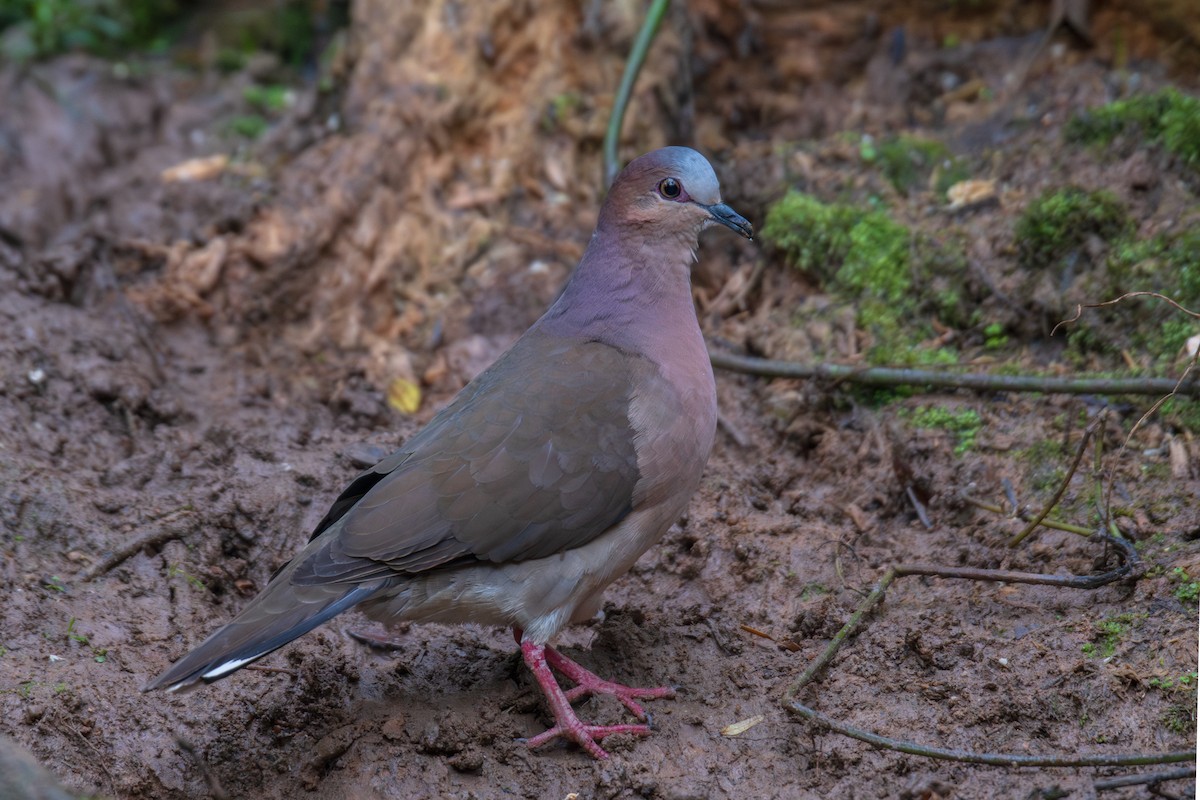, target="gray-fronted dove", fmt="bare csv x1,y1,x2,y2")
145,146,753,759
